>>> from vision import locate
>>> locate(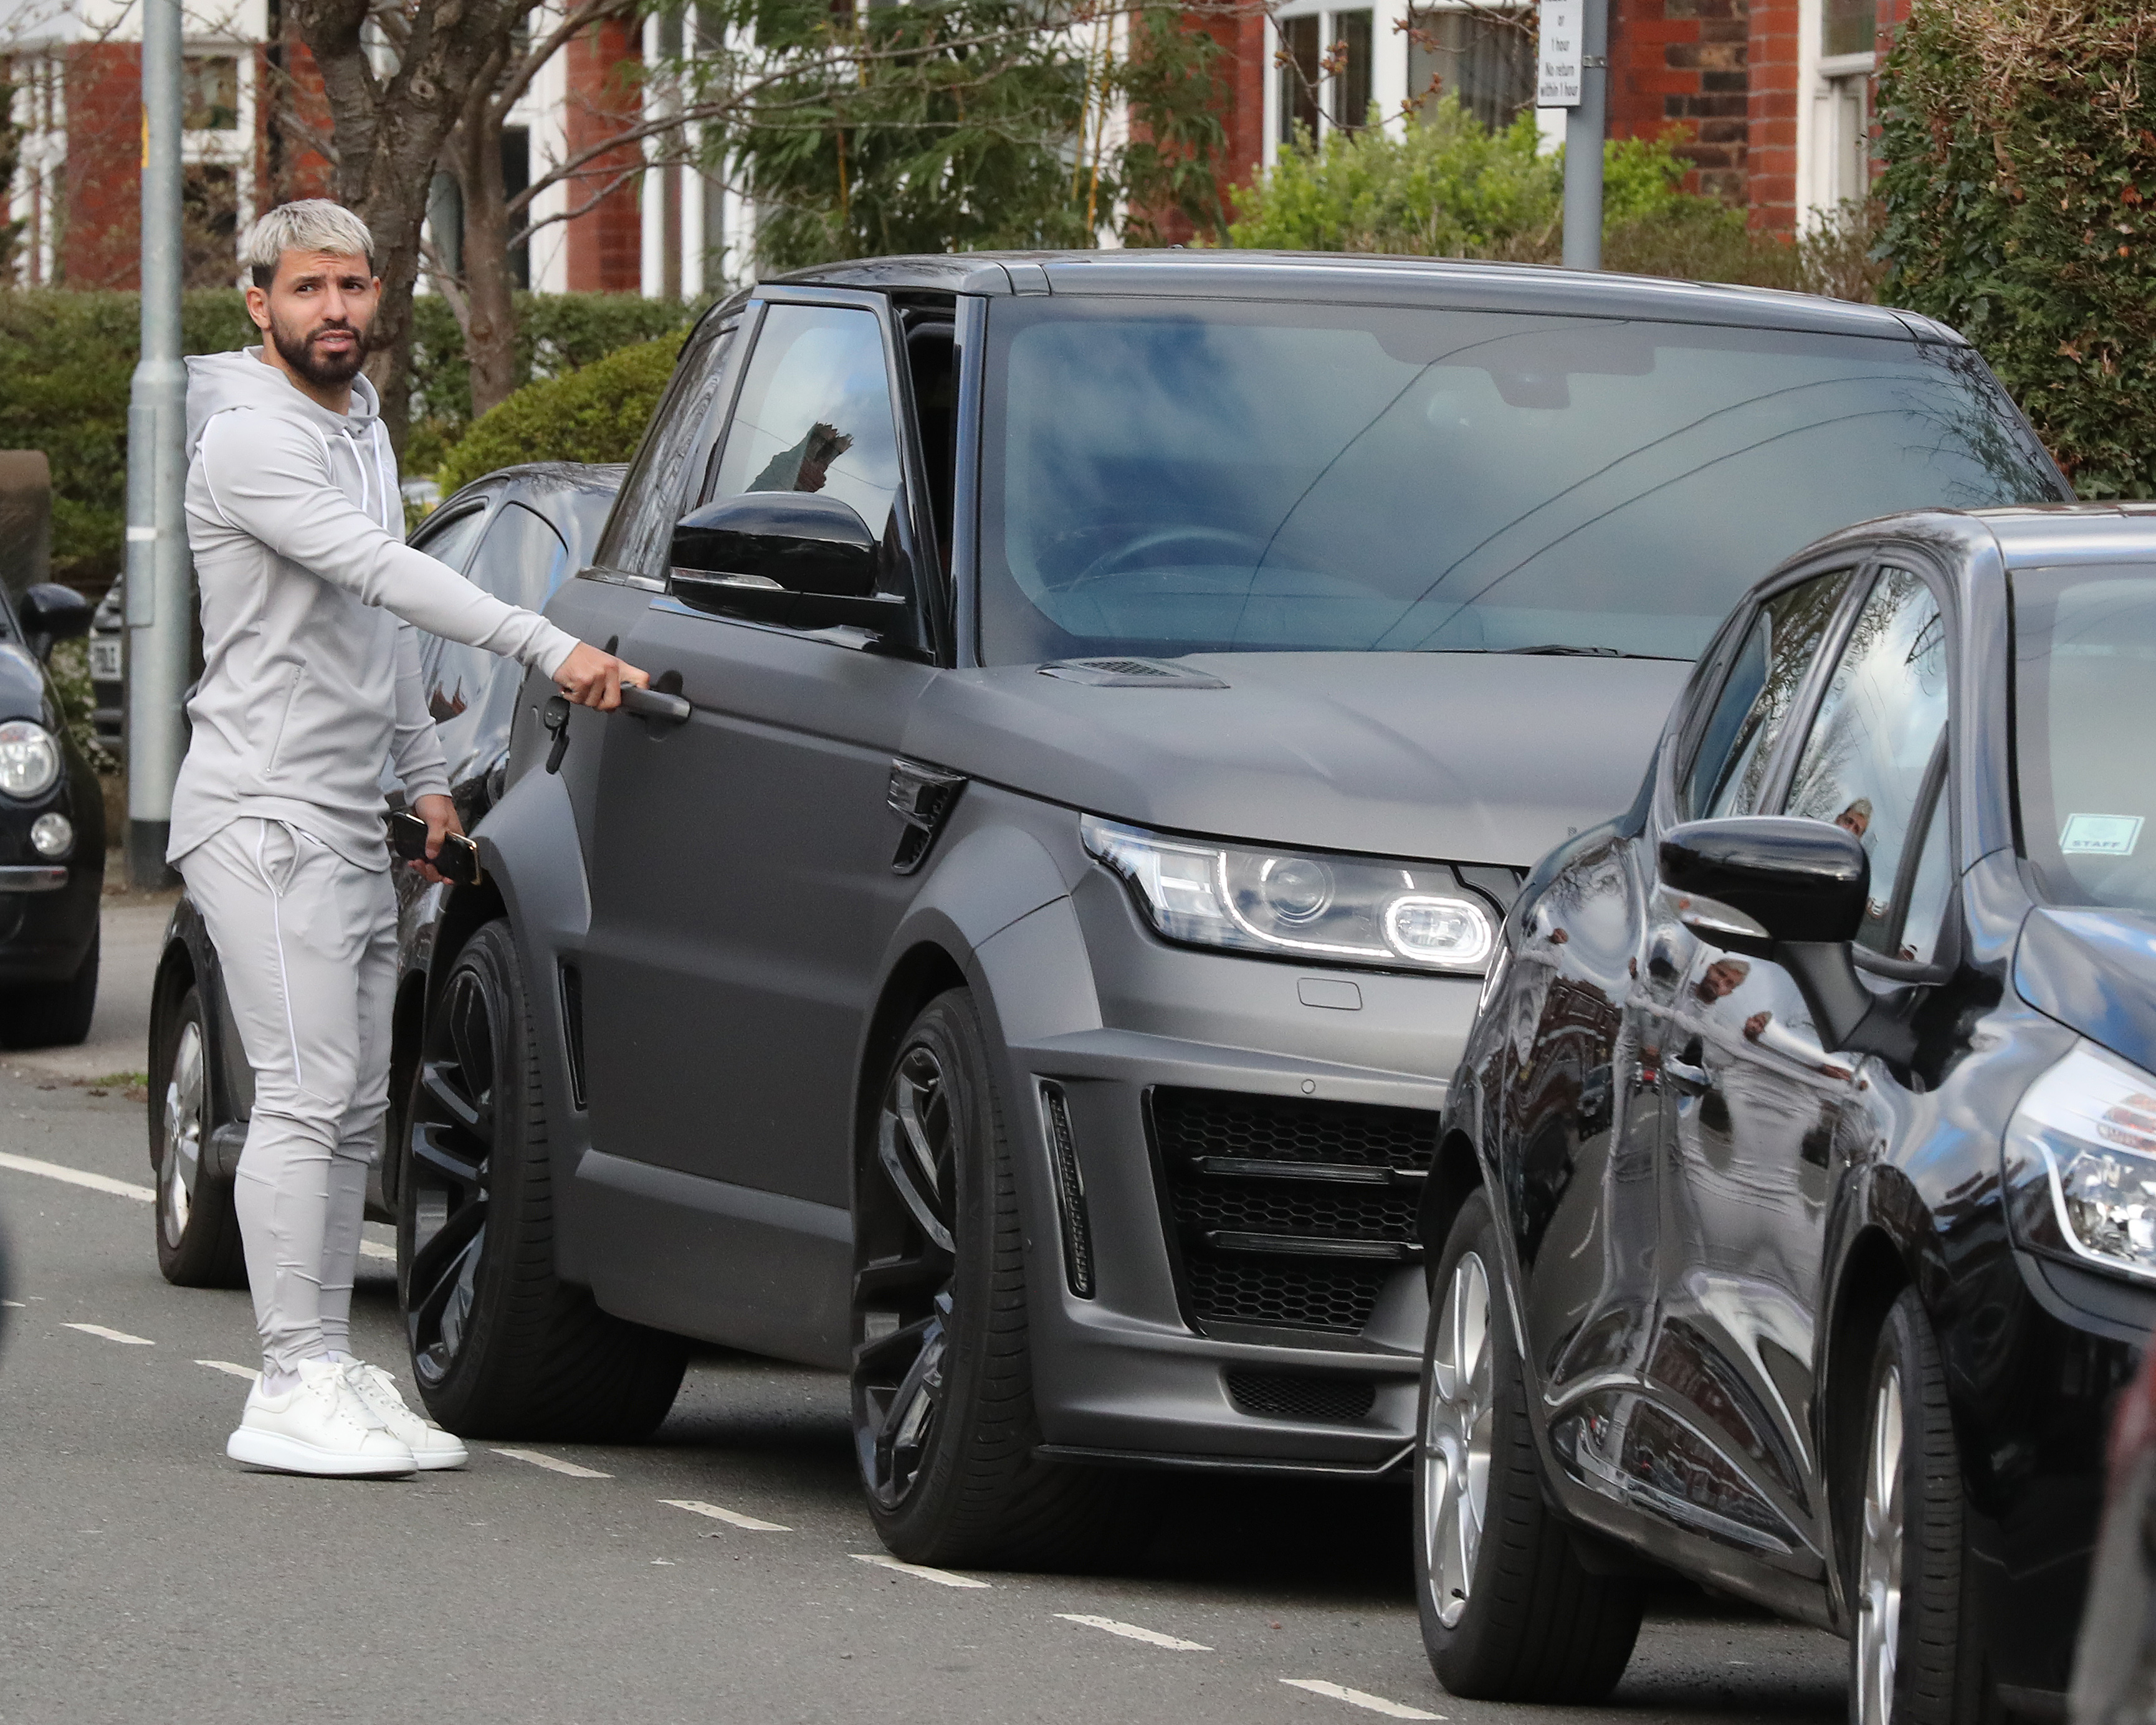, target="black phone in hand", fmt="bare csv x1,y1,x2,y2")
387,810,484,887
